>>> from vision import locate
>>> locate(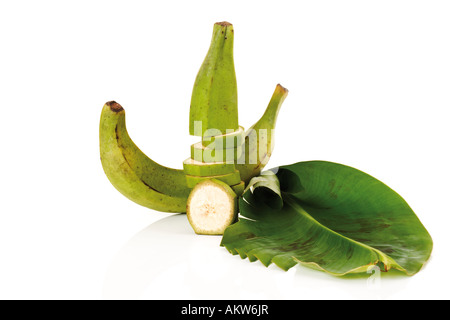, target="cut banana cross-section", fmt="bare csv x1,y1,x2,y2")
187,179,238,235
